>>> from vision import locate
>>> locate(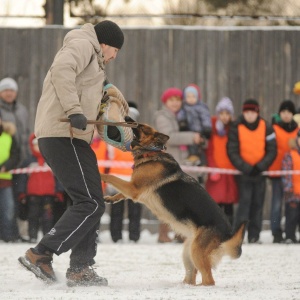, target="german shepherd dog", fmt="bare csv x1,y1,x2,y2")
101,120,246,286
